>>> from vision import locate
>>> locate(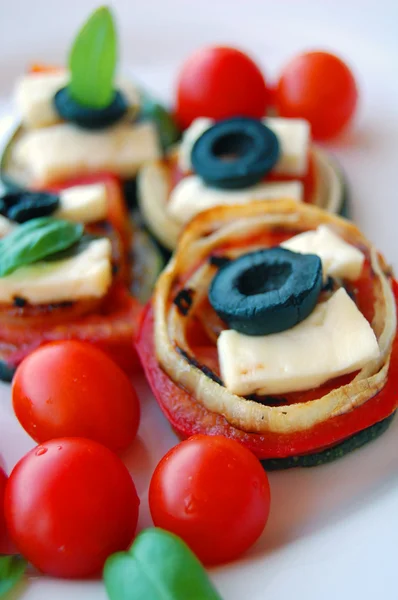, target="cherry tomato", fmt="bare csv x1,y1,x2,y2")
12,341,140,453
5,438,139,578
275,51,358,140
175,46,268,129
149,435,270,565
0,467,7,551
